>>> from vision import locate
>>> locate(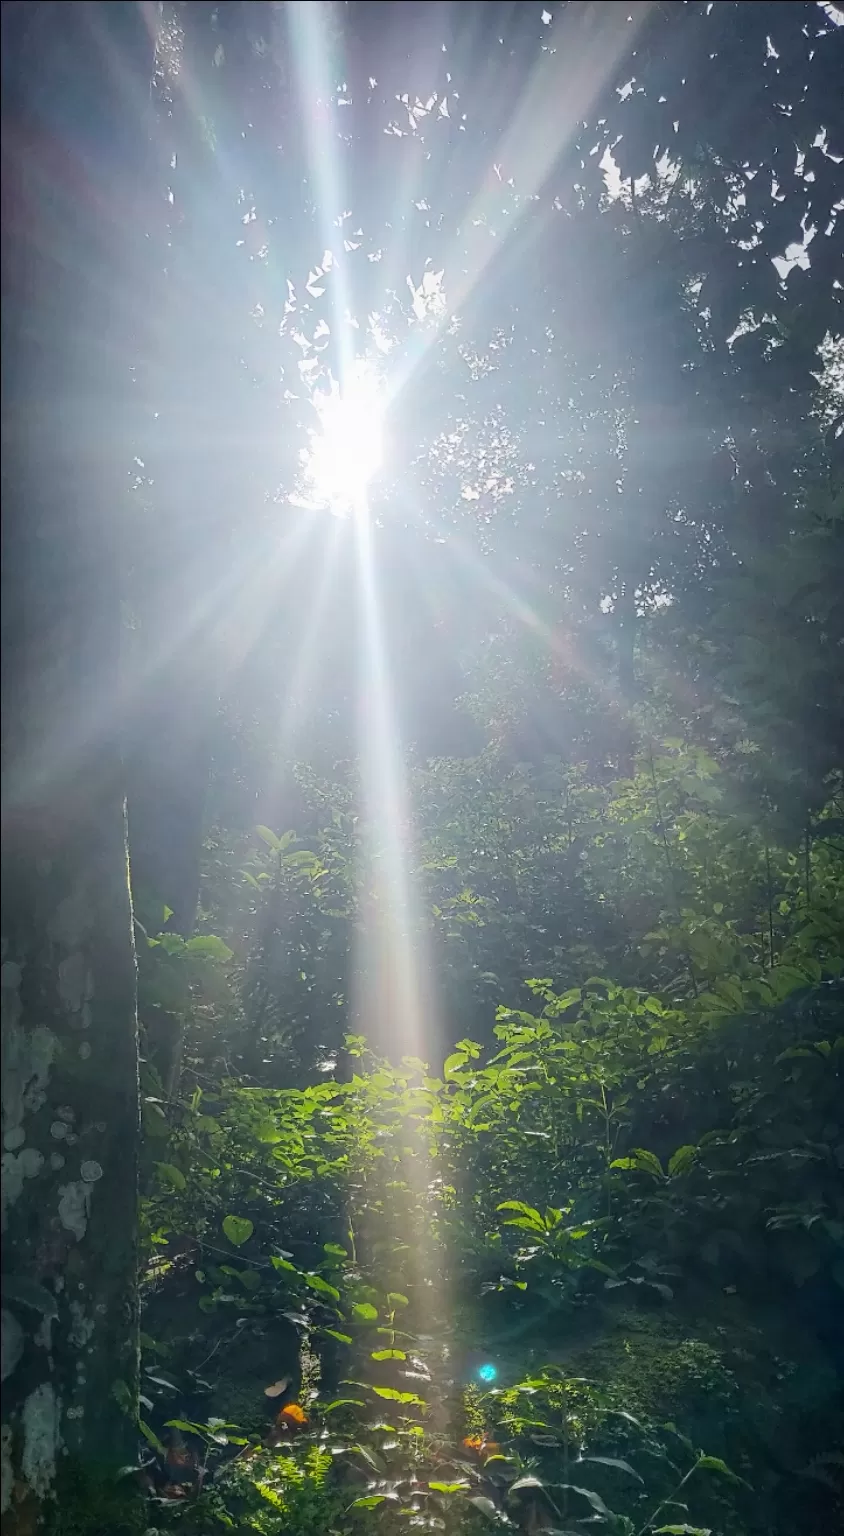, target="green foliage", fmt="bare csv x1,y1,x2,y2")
138,917,842,1532
119,8,843,1534
49,1461,148,1536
